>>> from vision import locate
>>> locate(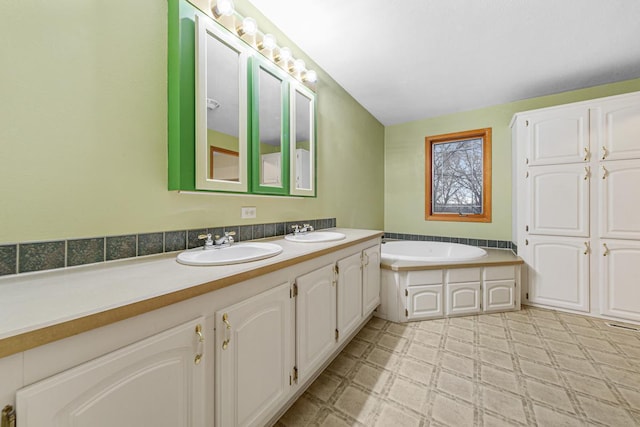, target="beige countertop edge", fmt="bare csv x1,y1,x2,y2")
0,231,384,359
381,249,524,272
